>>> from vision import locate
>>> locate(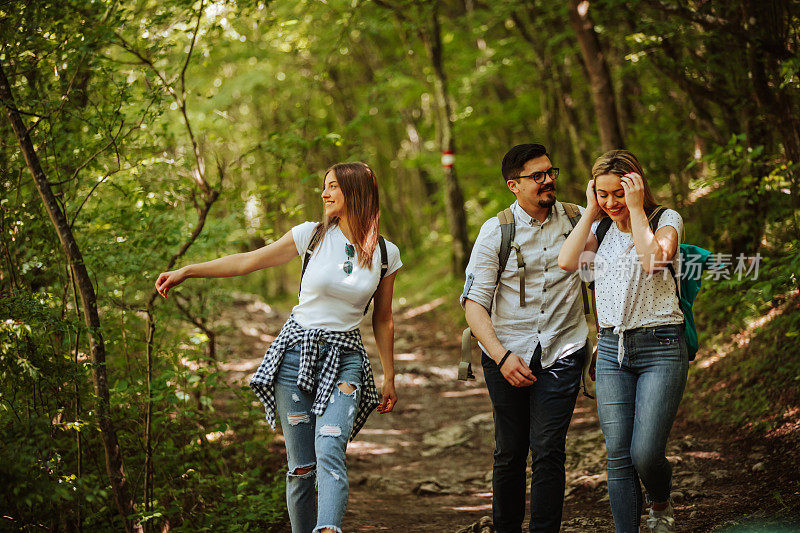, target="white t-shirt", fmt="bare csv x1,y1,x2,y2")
291,222,402,332
591,209,684,331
